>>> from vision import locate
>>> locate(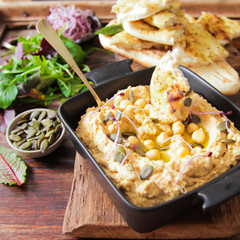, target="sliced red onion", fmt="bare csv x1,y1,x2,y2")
89,92,125,116
121,145,136,165
111,105,142,139
15,42,24,59
175,152,212,184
